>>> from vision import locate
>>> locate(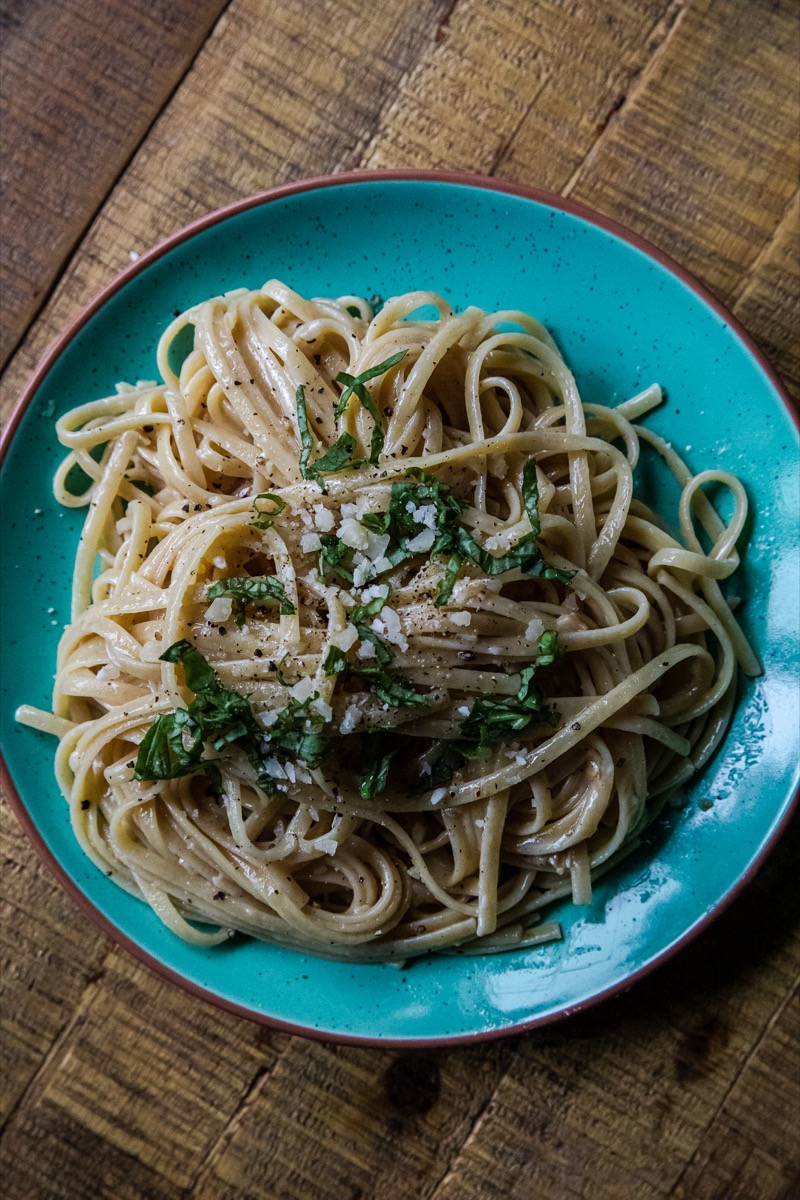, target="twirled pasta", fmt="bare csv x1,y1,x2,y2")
17,282,759,960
